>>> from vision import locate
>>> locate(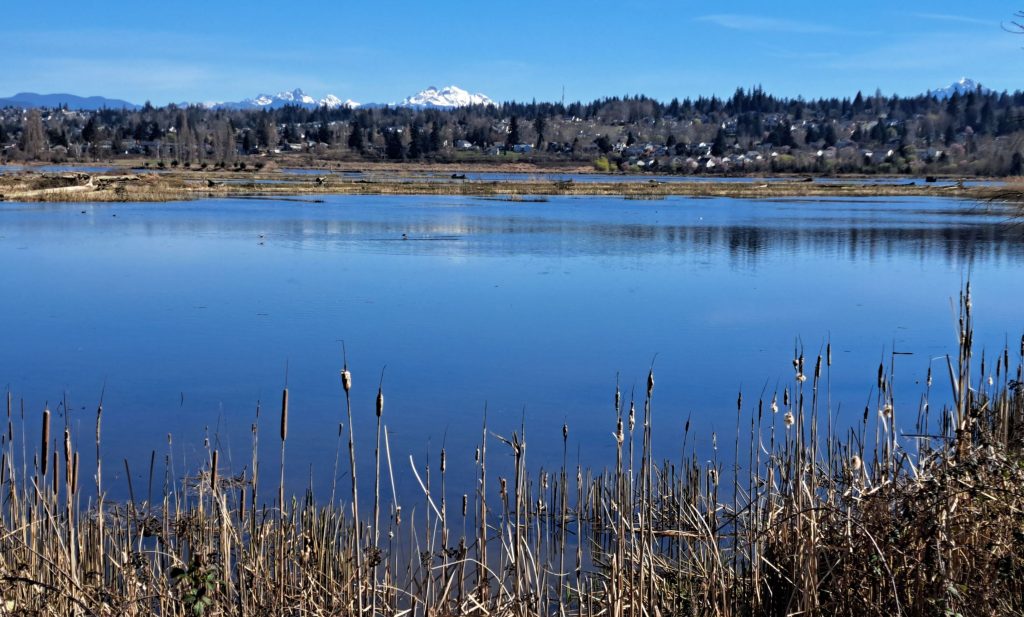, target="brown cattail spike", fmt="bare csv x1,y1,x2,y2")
41,408,50,477
211,450,219,492
280,388,289,443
